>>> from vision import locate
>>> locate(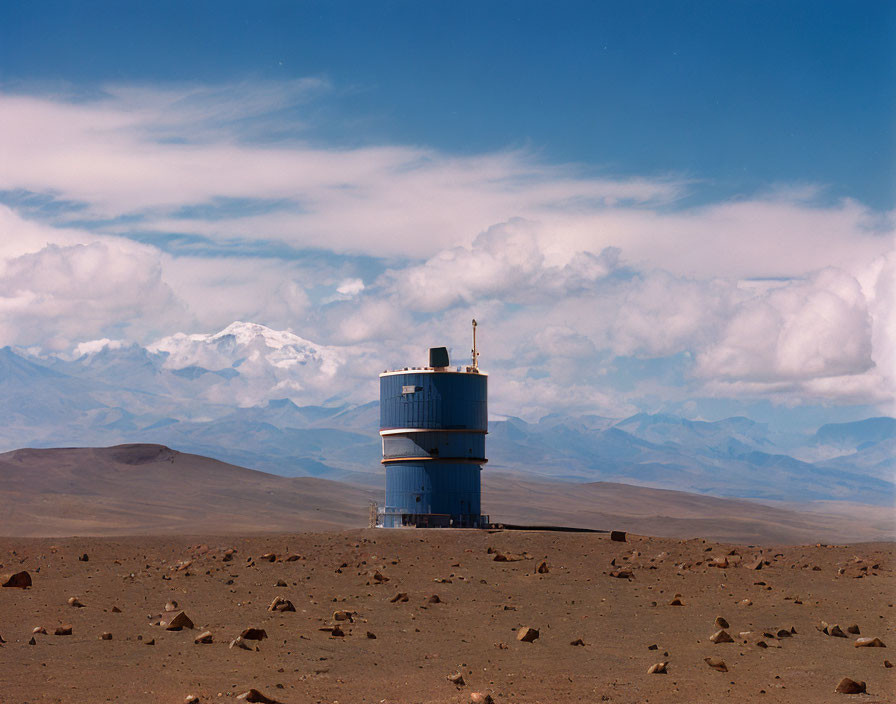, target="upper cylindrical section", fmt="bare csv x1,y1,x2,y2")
380,370,488,432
